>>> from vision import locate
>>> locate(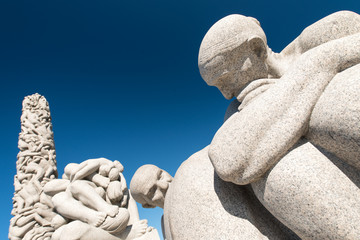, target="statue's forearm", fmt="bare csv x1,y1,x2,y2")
127,190,140,224
210,33,360,185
